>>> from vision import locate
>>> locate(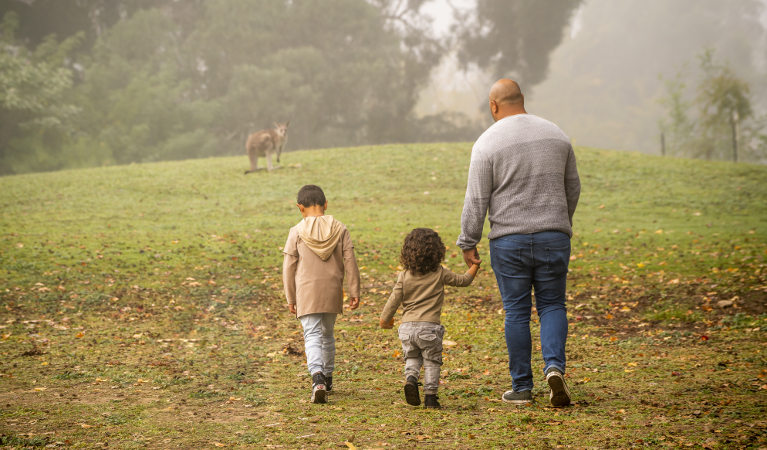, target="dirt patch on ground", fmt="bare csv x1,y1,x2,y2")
445,278,766,336
570,281,766,335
